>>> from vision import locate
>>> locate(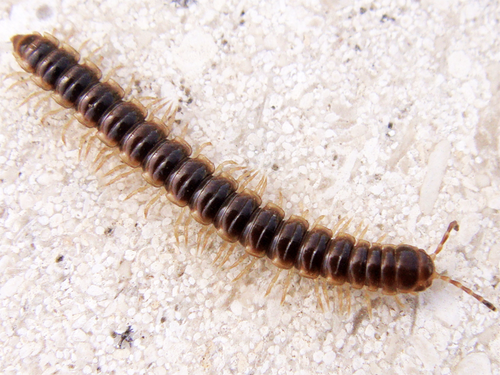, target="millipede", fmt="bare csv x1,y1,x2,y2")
10,32,497,314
